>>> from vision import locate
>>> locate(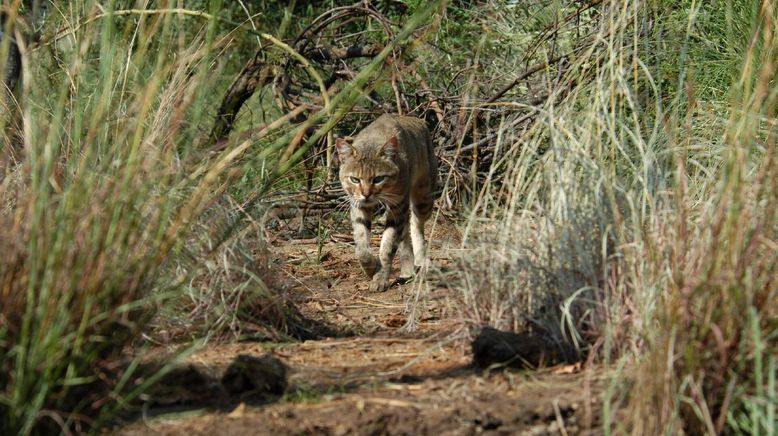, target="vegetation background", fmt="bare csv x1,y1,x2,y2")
0,0,775,434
